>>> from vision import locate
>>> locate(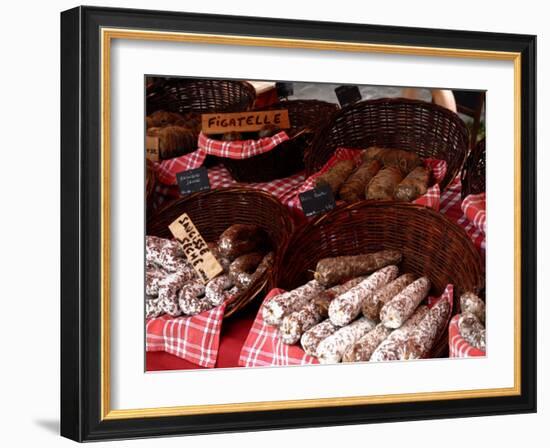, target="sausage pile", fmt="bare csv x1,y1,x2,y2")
456,292,486,351
315,147,432,203
146,224,273,319
262,250,451,364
